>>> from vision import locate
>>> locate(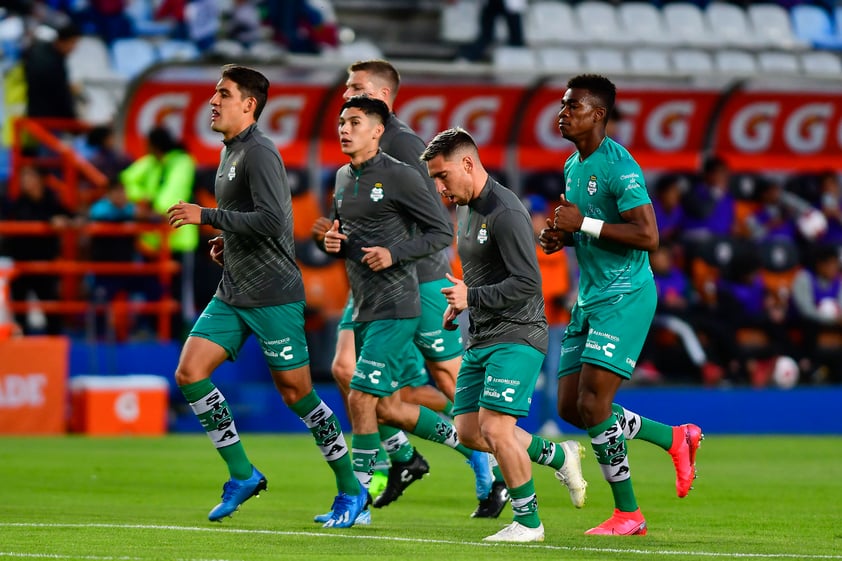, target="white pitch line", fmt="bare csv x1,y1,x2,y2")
1,523,840,560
